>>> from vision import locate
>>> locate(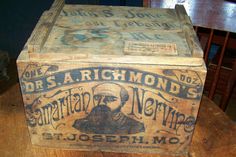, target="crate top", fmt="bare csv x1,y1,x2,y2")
18,0,204,66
